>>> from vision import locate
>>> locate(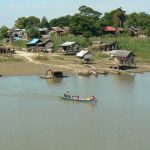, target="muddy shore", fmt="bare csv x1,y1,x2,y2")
0,58,150,76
